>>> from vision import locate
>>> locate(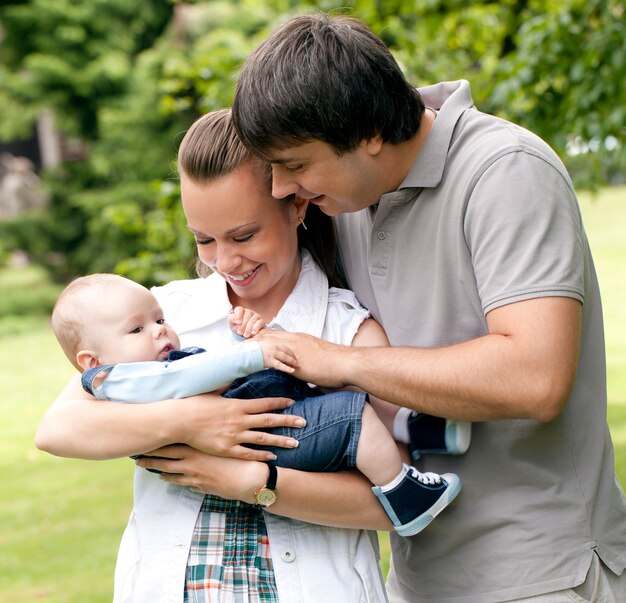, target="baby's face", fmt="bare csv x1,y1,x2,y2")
86,282,180,365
